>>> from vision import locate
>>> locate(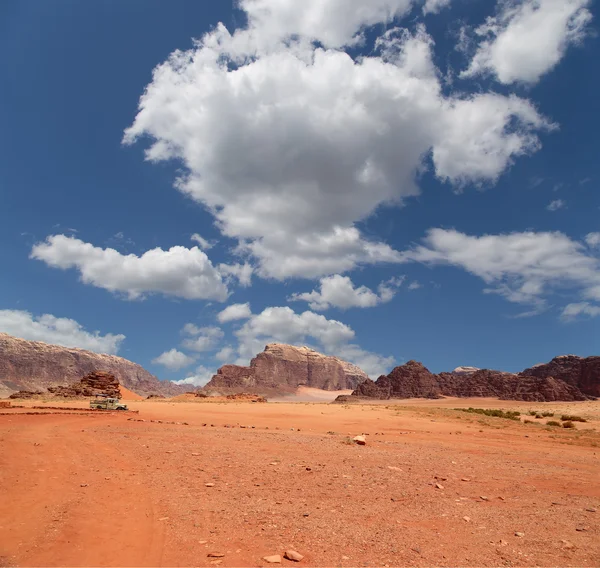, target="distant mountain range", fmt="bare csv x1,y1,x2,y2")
1,331,597,402
0,333,187,397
